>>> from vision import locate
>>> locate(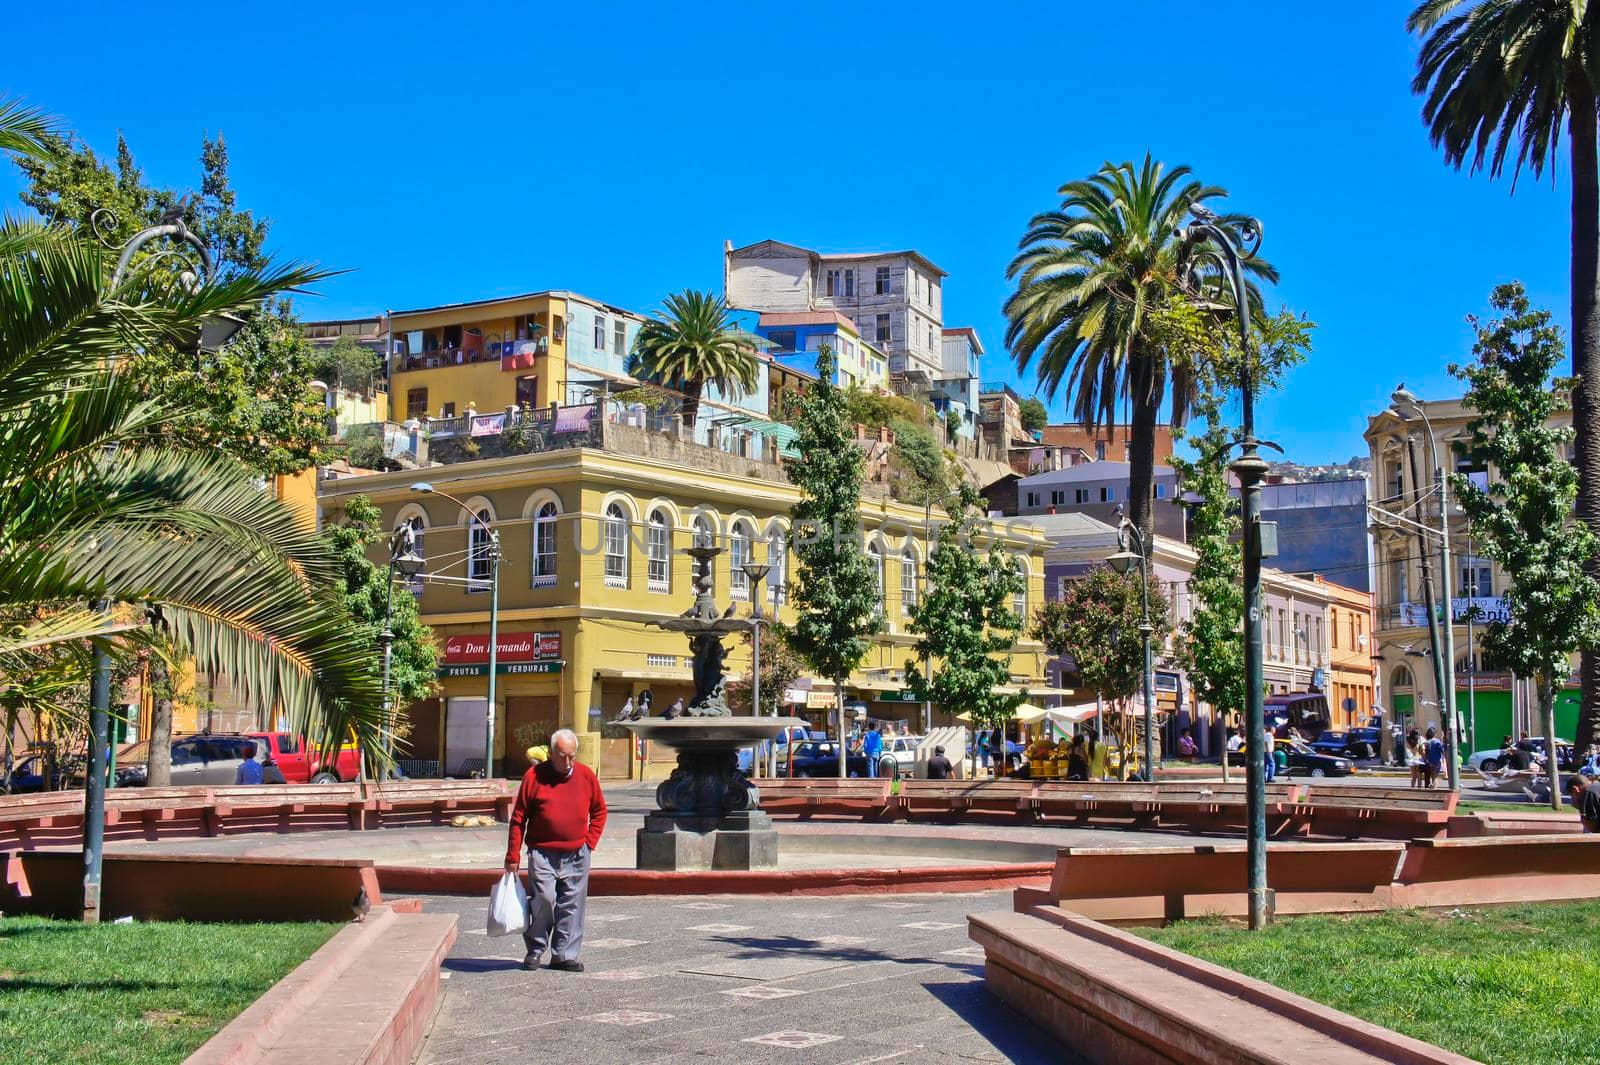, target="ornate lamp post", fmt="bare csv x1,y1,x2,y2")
380,525,426,773
412,482,501,777
1107,516,1156,781
1389,387,1460,790
84,212,246,922
741,561,771,774
1175,205,1274,929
